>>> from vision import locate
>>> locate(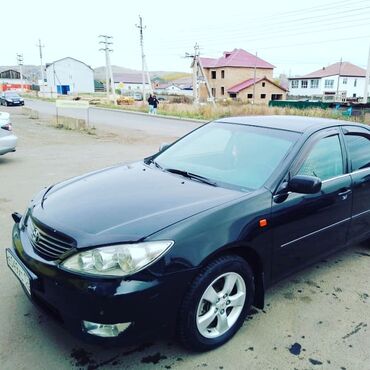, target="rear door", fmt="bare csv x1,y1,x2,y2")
343,126,370,242
271,128,352,279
